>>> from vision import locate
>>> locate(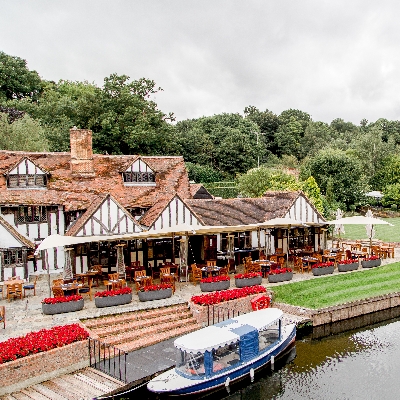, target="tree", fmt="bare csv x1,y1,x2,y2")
299,121,334,158
237,166,300,198
301,176,324,213
185,162,223,183
382,183,400,208
0,113,48,151
300,148,365,208
0,51,42,102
